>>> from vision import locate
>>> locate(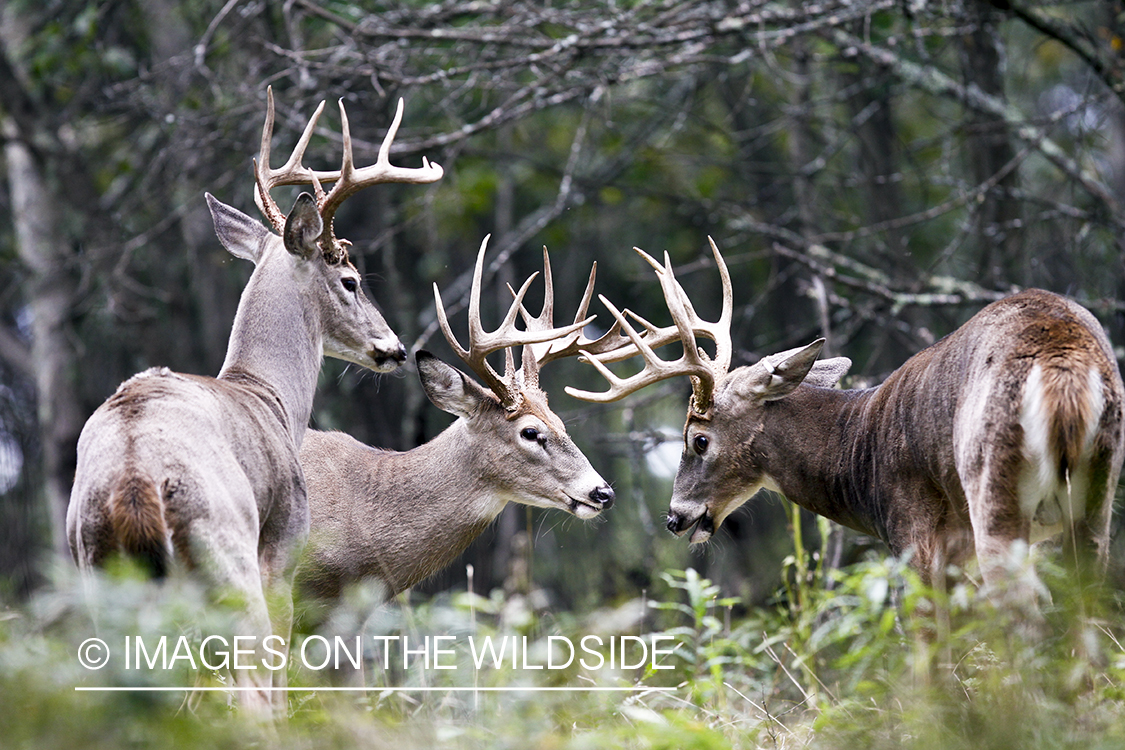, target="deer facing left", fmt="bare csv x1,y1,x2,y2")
569,240,1125,633
66,88,442,715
